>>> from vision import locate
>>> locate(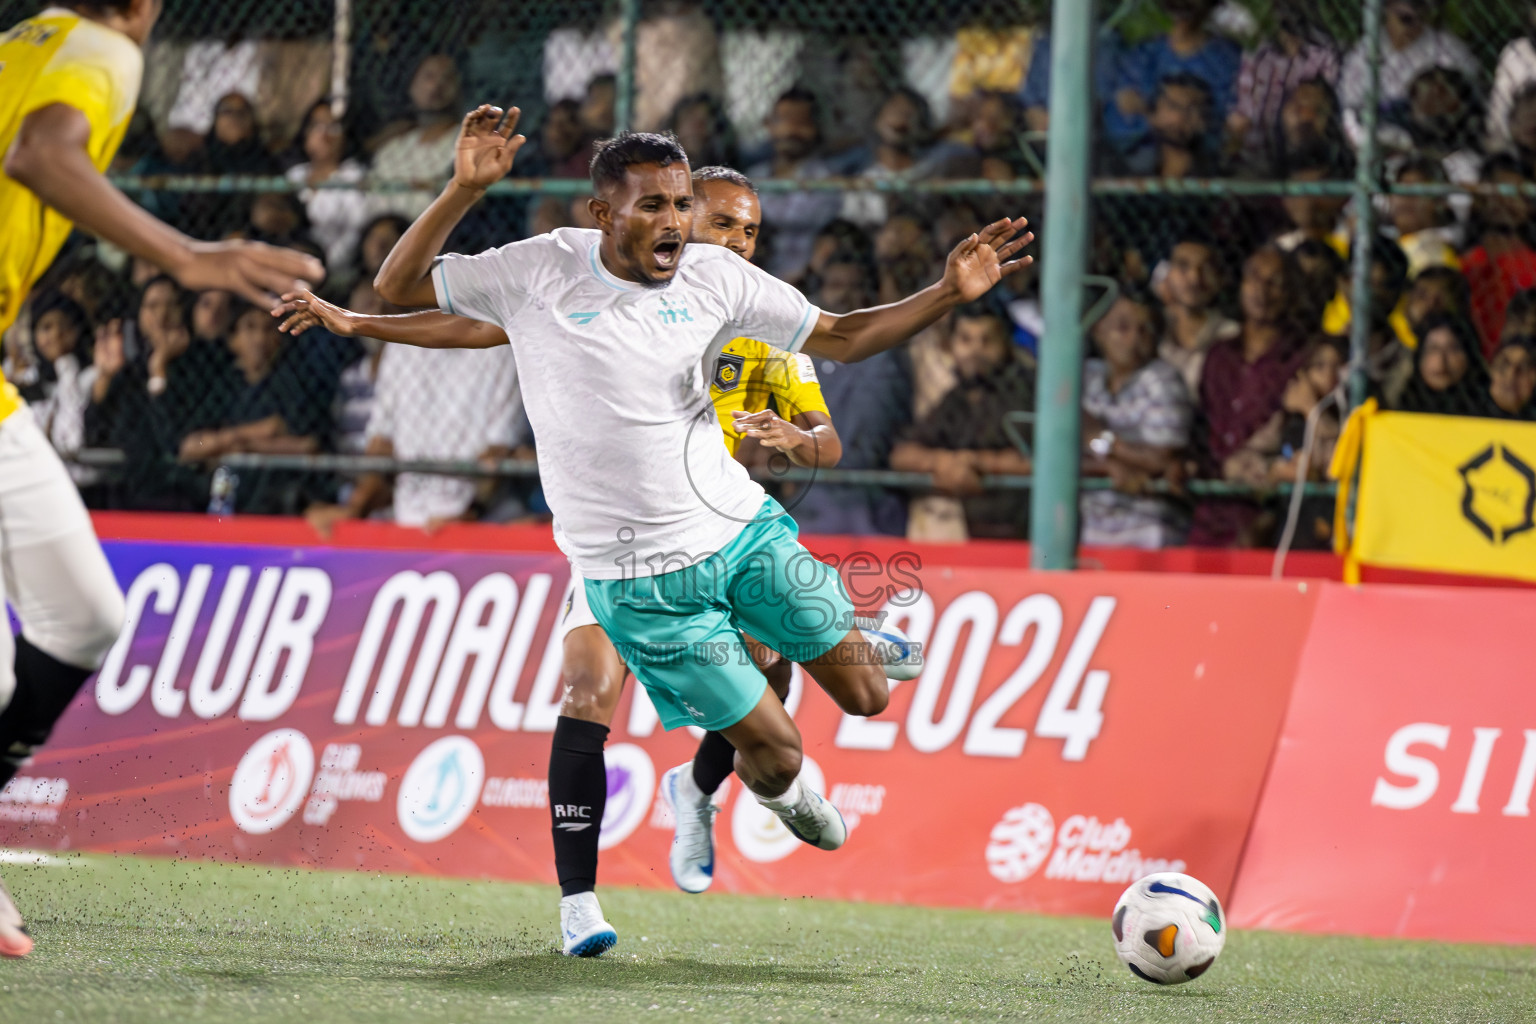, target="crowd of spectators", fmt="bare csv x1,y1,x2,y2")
7,0,1536,549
